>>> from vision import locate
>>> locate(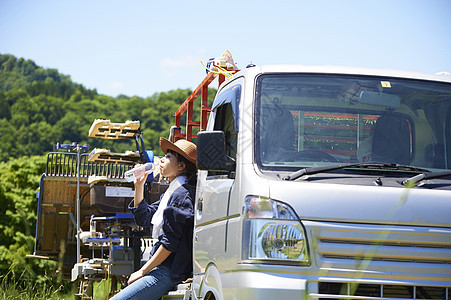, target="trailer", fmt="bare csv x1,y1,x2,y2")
27,120,167,298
